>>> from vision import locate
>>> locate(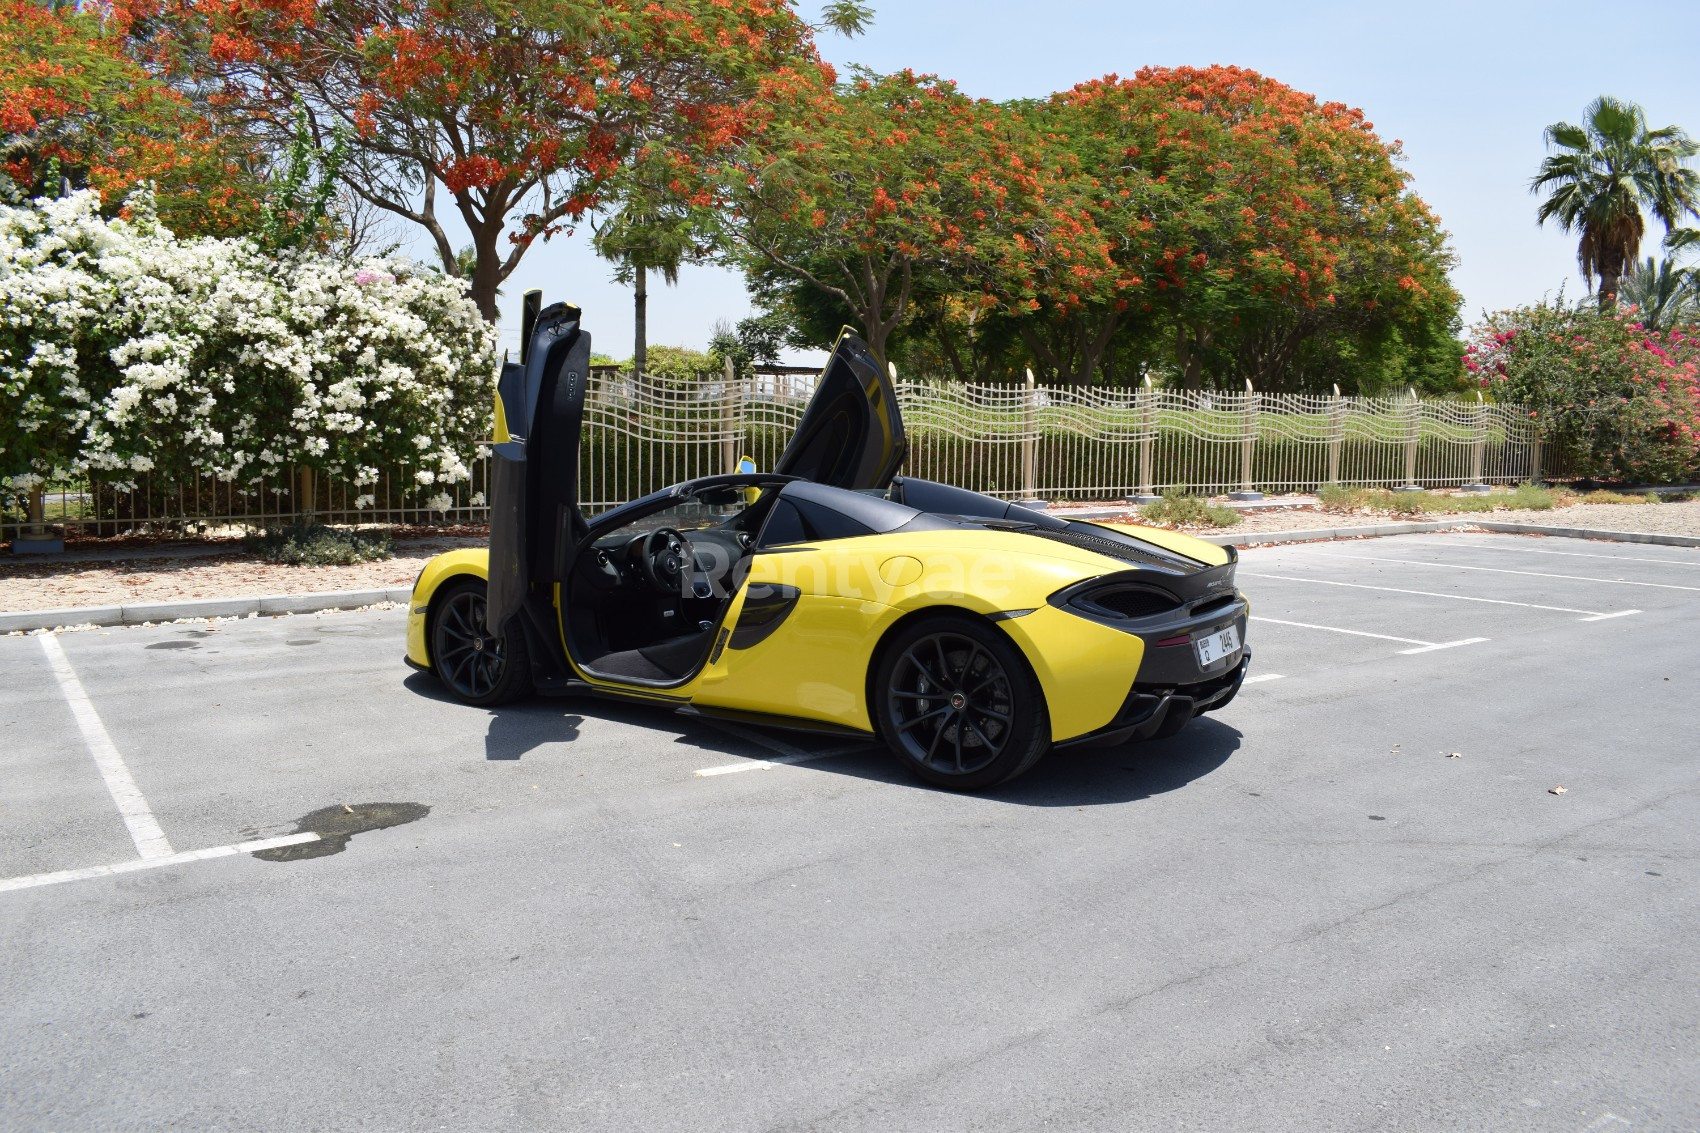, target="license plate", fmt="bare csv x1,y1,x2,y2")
1195,624,1240,666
